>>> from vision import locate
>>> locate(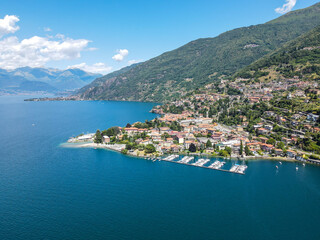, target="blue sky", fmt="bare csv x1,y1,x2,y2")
0,0,319,73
